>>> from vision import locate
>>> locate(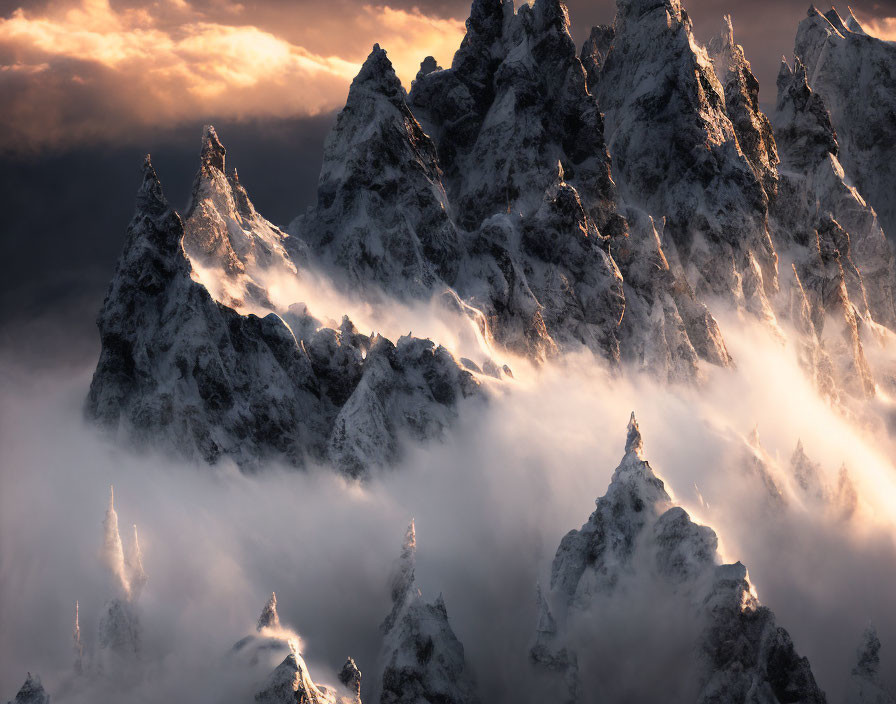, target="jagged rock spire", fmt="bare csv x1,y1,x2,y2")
624,412,643,457
390,520,416,605
258,591,281,631
137,155,170,218
9,673,50,704
853,625,881,678
73,600,83,674
199,124,226,172
125,524,147,600
102,485,130,598
338,657,362,698
351,44,404,102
